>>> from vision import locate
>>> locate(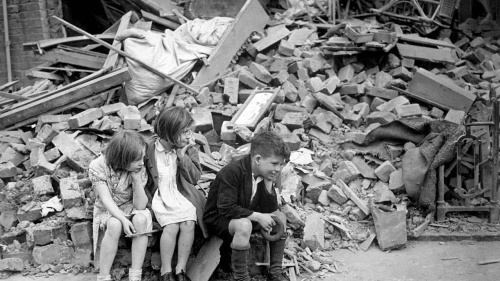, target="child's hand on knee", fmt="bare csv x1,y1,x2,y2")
121,218,136,236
